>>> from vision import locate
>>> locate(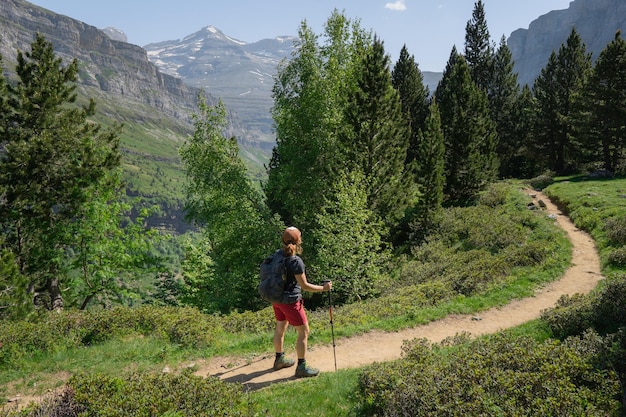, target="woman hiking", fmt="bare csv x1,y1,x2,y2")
272,226,332,377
